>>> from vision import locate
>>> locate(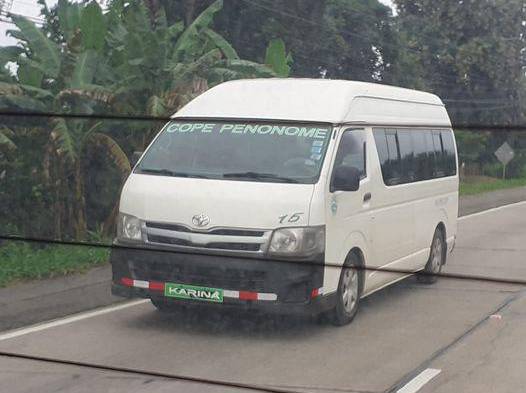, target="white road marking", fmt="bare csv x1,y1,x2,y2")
397,368,441,393
0,299,148,342
458,200,526,221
